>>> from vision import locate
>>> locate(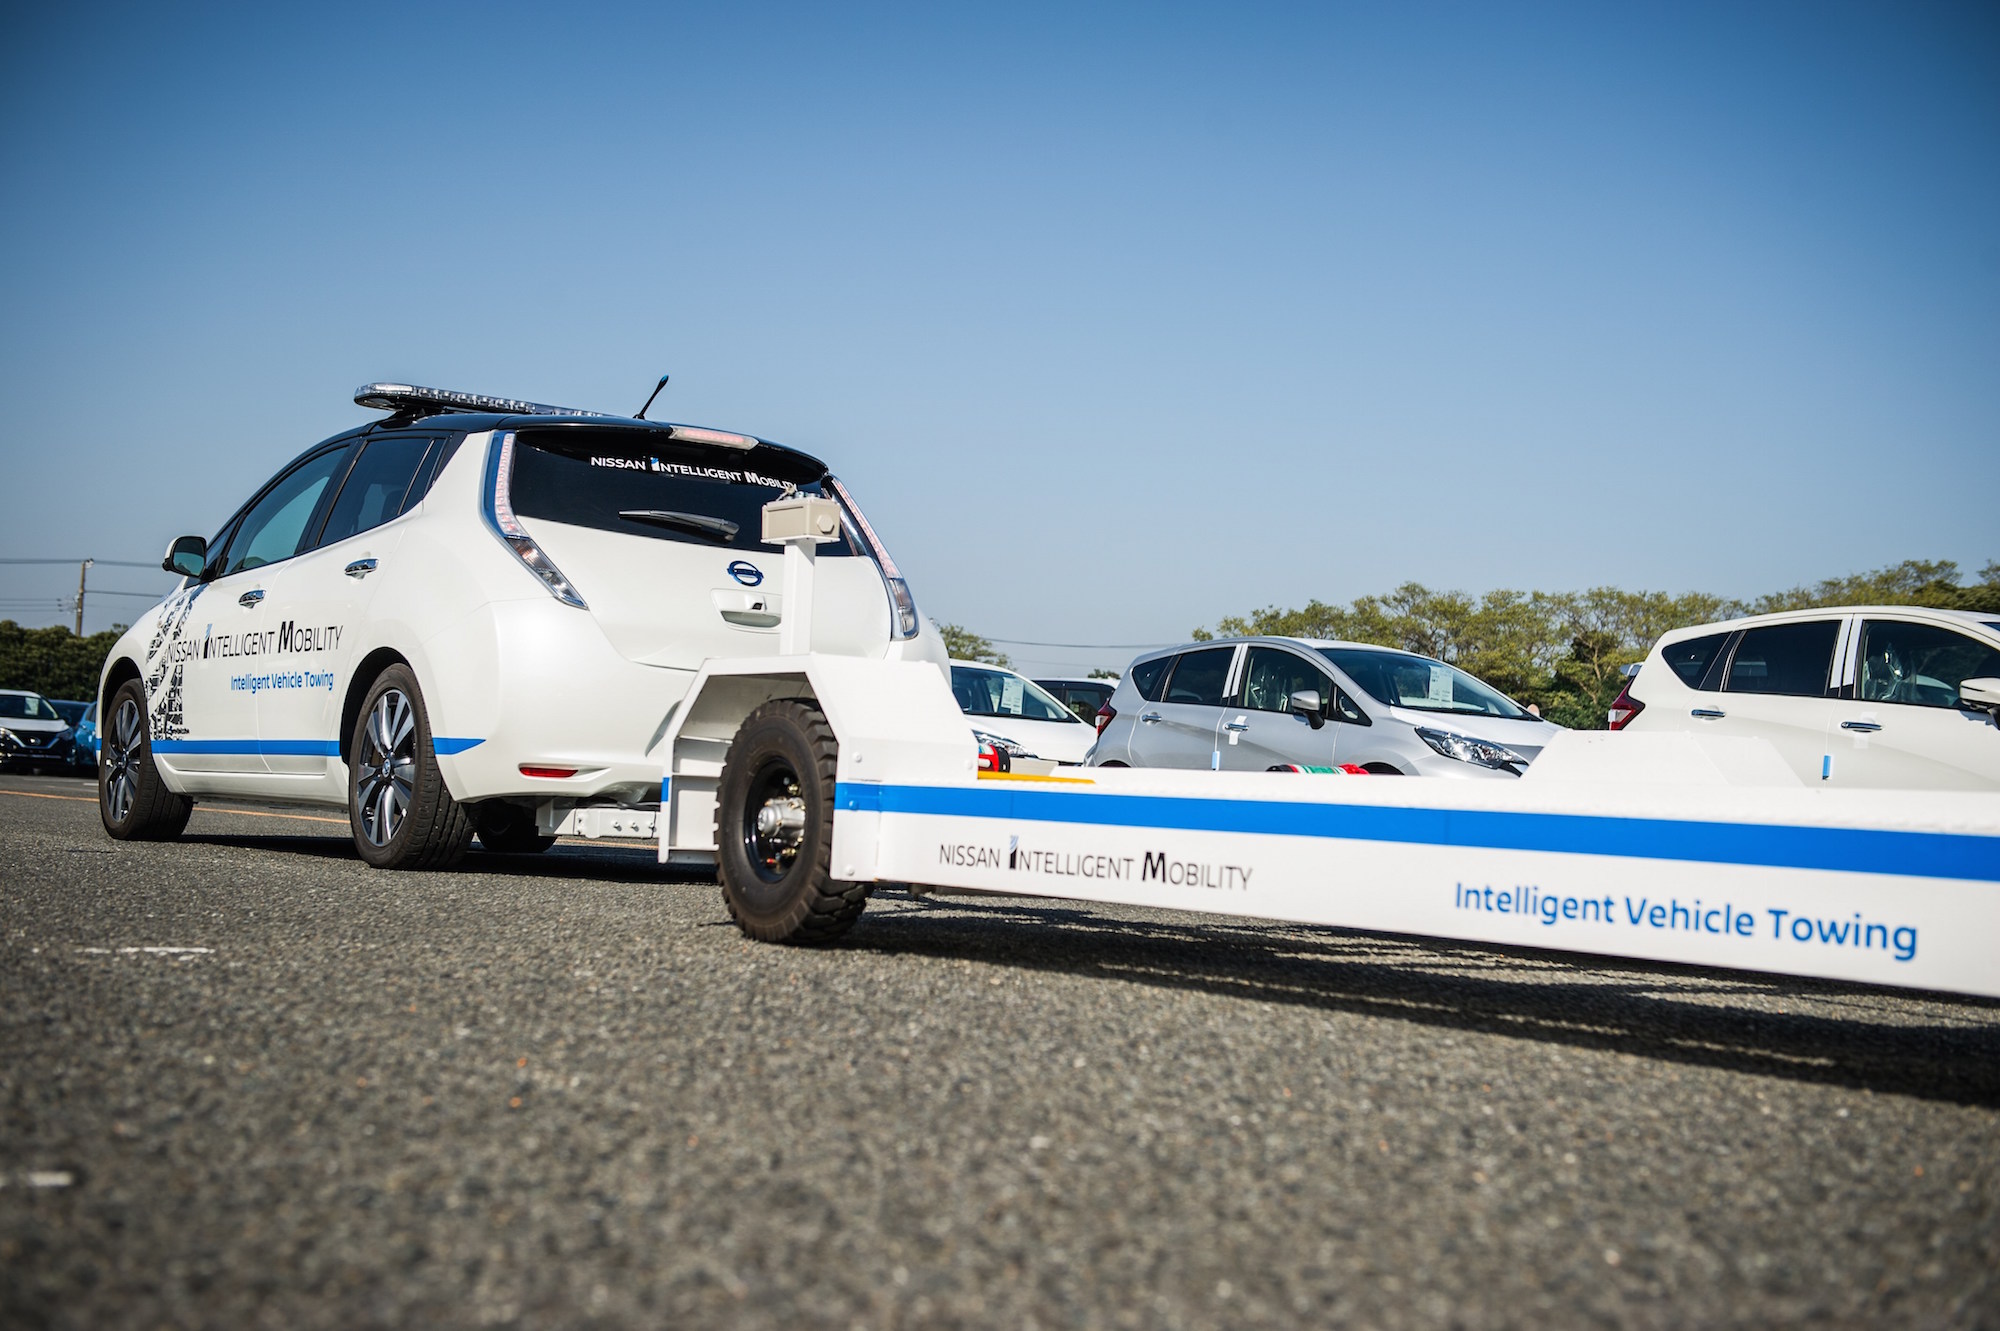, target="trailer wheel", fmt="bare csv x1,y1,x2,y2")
715,698,868,944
